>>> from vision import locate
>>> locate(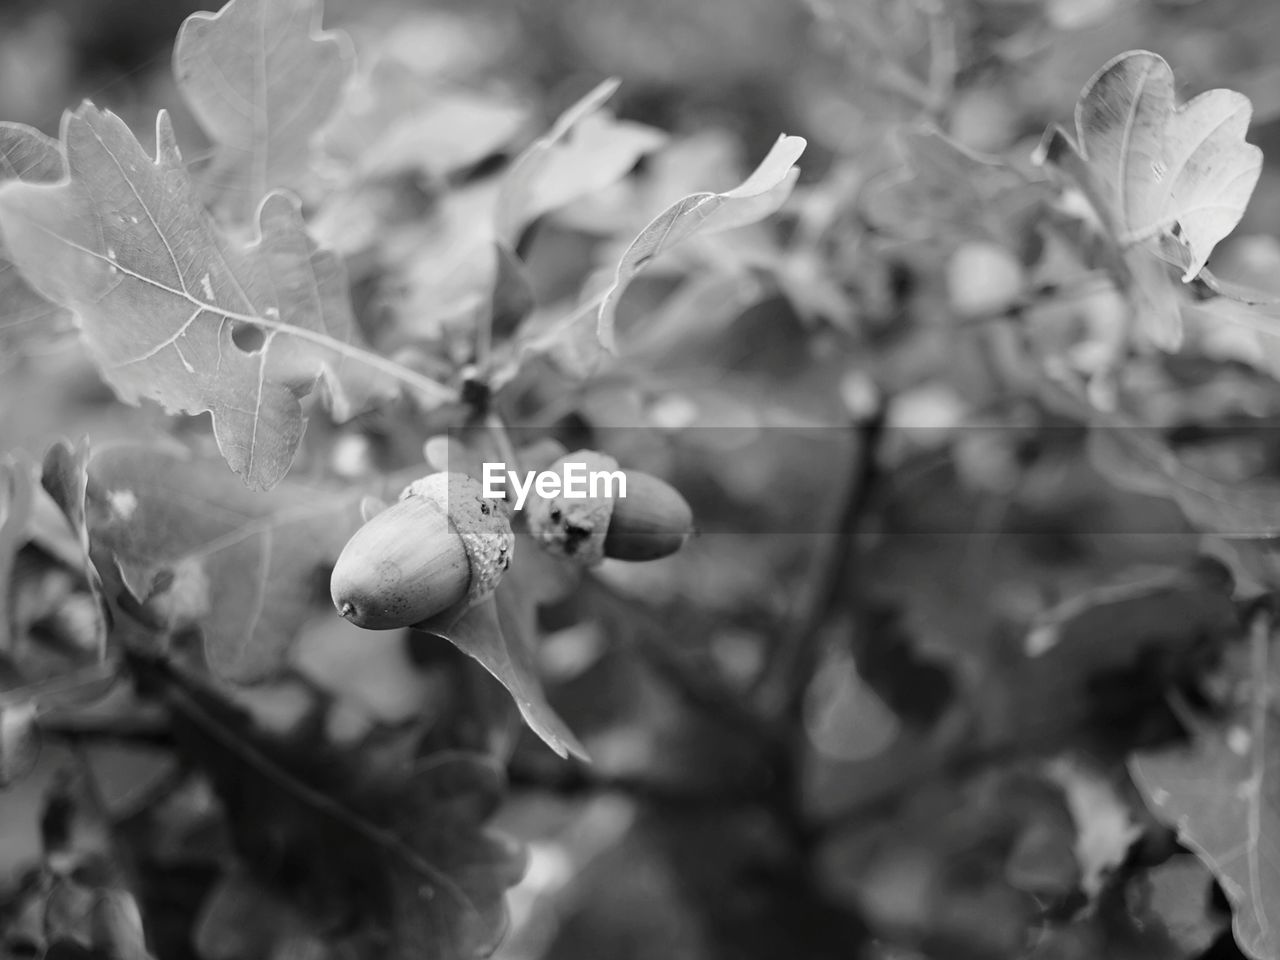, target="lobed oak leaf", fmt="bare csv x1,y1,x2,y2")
0,104,422,491
174,0,354,220
1131,617,1280,960
0,123,72,354
86,445,417,683
1037,51,1263,346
